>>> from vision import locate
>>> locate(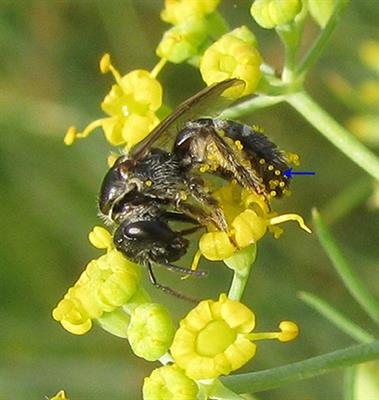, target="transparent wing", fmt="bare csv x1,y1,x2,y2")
131,78,245,160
